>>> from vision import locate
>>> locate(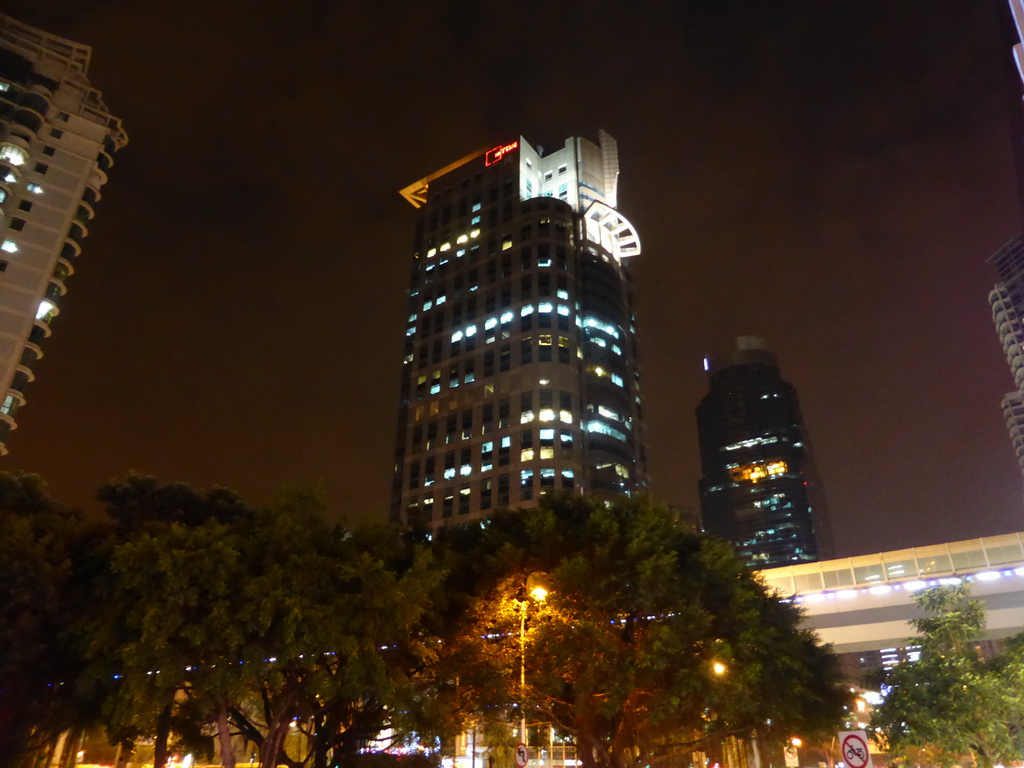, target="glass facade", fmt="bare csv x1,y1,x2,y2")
696,337,830,567
390,132,648,527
